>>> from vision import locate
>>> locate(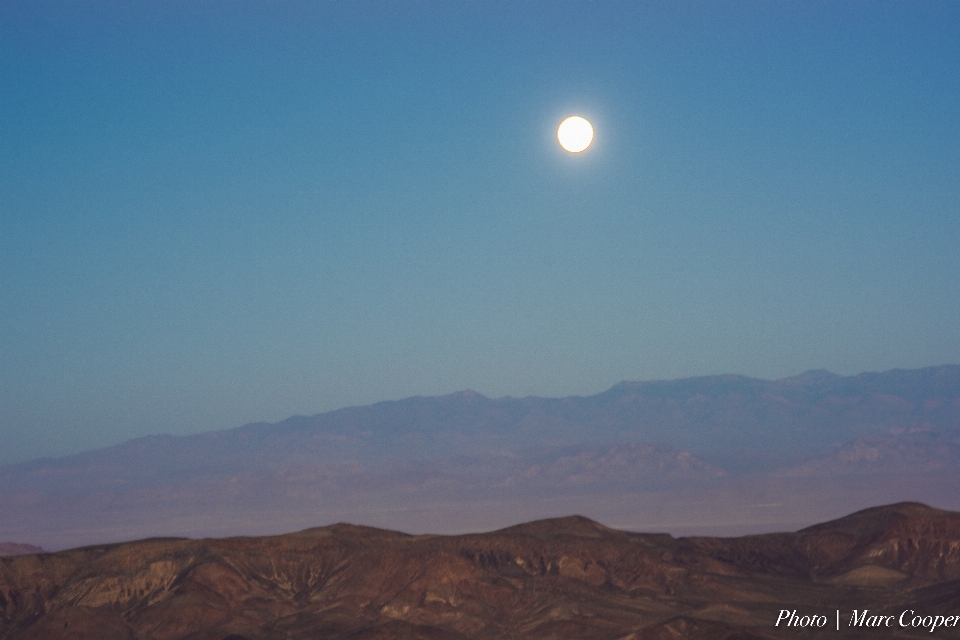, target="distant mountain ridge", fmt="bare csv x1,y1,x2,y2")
0,543,43,558
2,365,959,550
8,364,959,476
